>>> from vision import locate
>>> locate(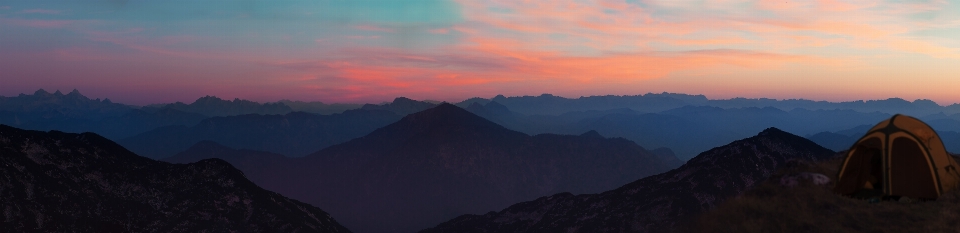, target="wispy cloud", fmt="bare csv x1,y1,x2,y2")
0,18,80,28
354,24,395,32
21,9,61,14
